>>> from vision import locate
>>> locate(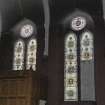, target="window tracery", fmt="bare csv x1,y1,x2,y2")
71,16,86,31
